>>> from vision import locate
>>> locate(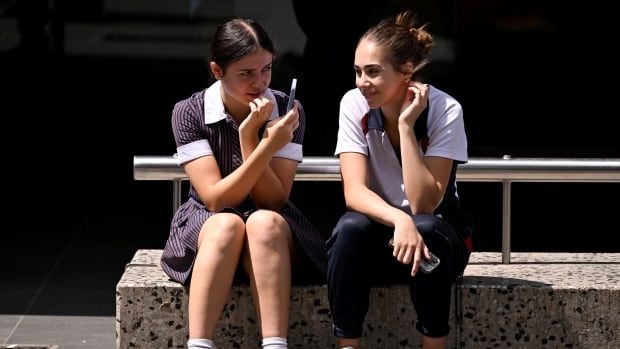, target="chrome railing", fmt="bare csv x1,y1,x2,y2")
134,155,620,263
